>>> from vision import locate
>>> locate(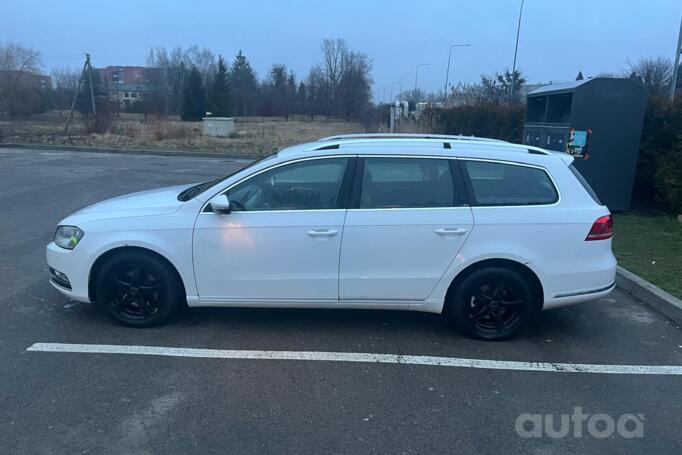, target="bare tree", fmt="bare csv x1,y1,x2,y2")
147,45,217,115
305,65,326,120
0,41,41,117
321,38,347,118
448,82,487,106
337,50,373,119
51,66,81,110
626,57,673,99
184,45,217,84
